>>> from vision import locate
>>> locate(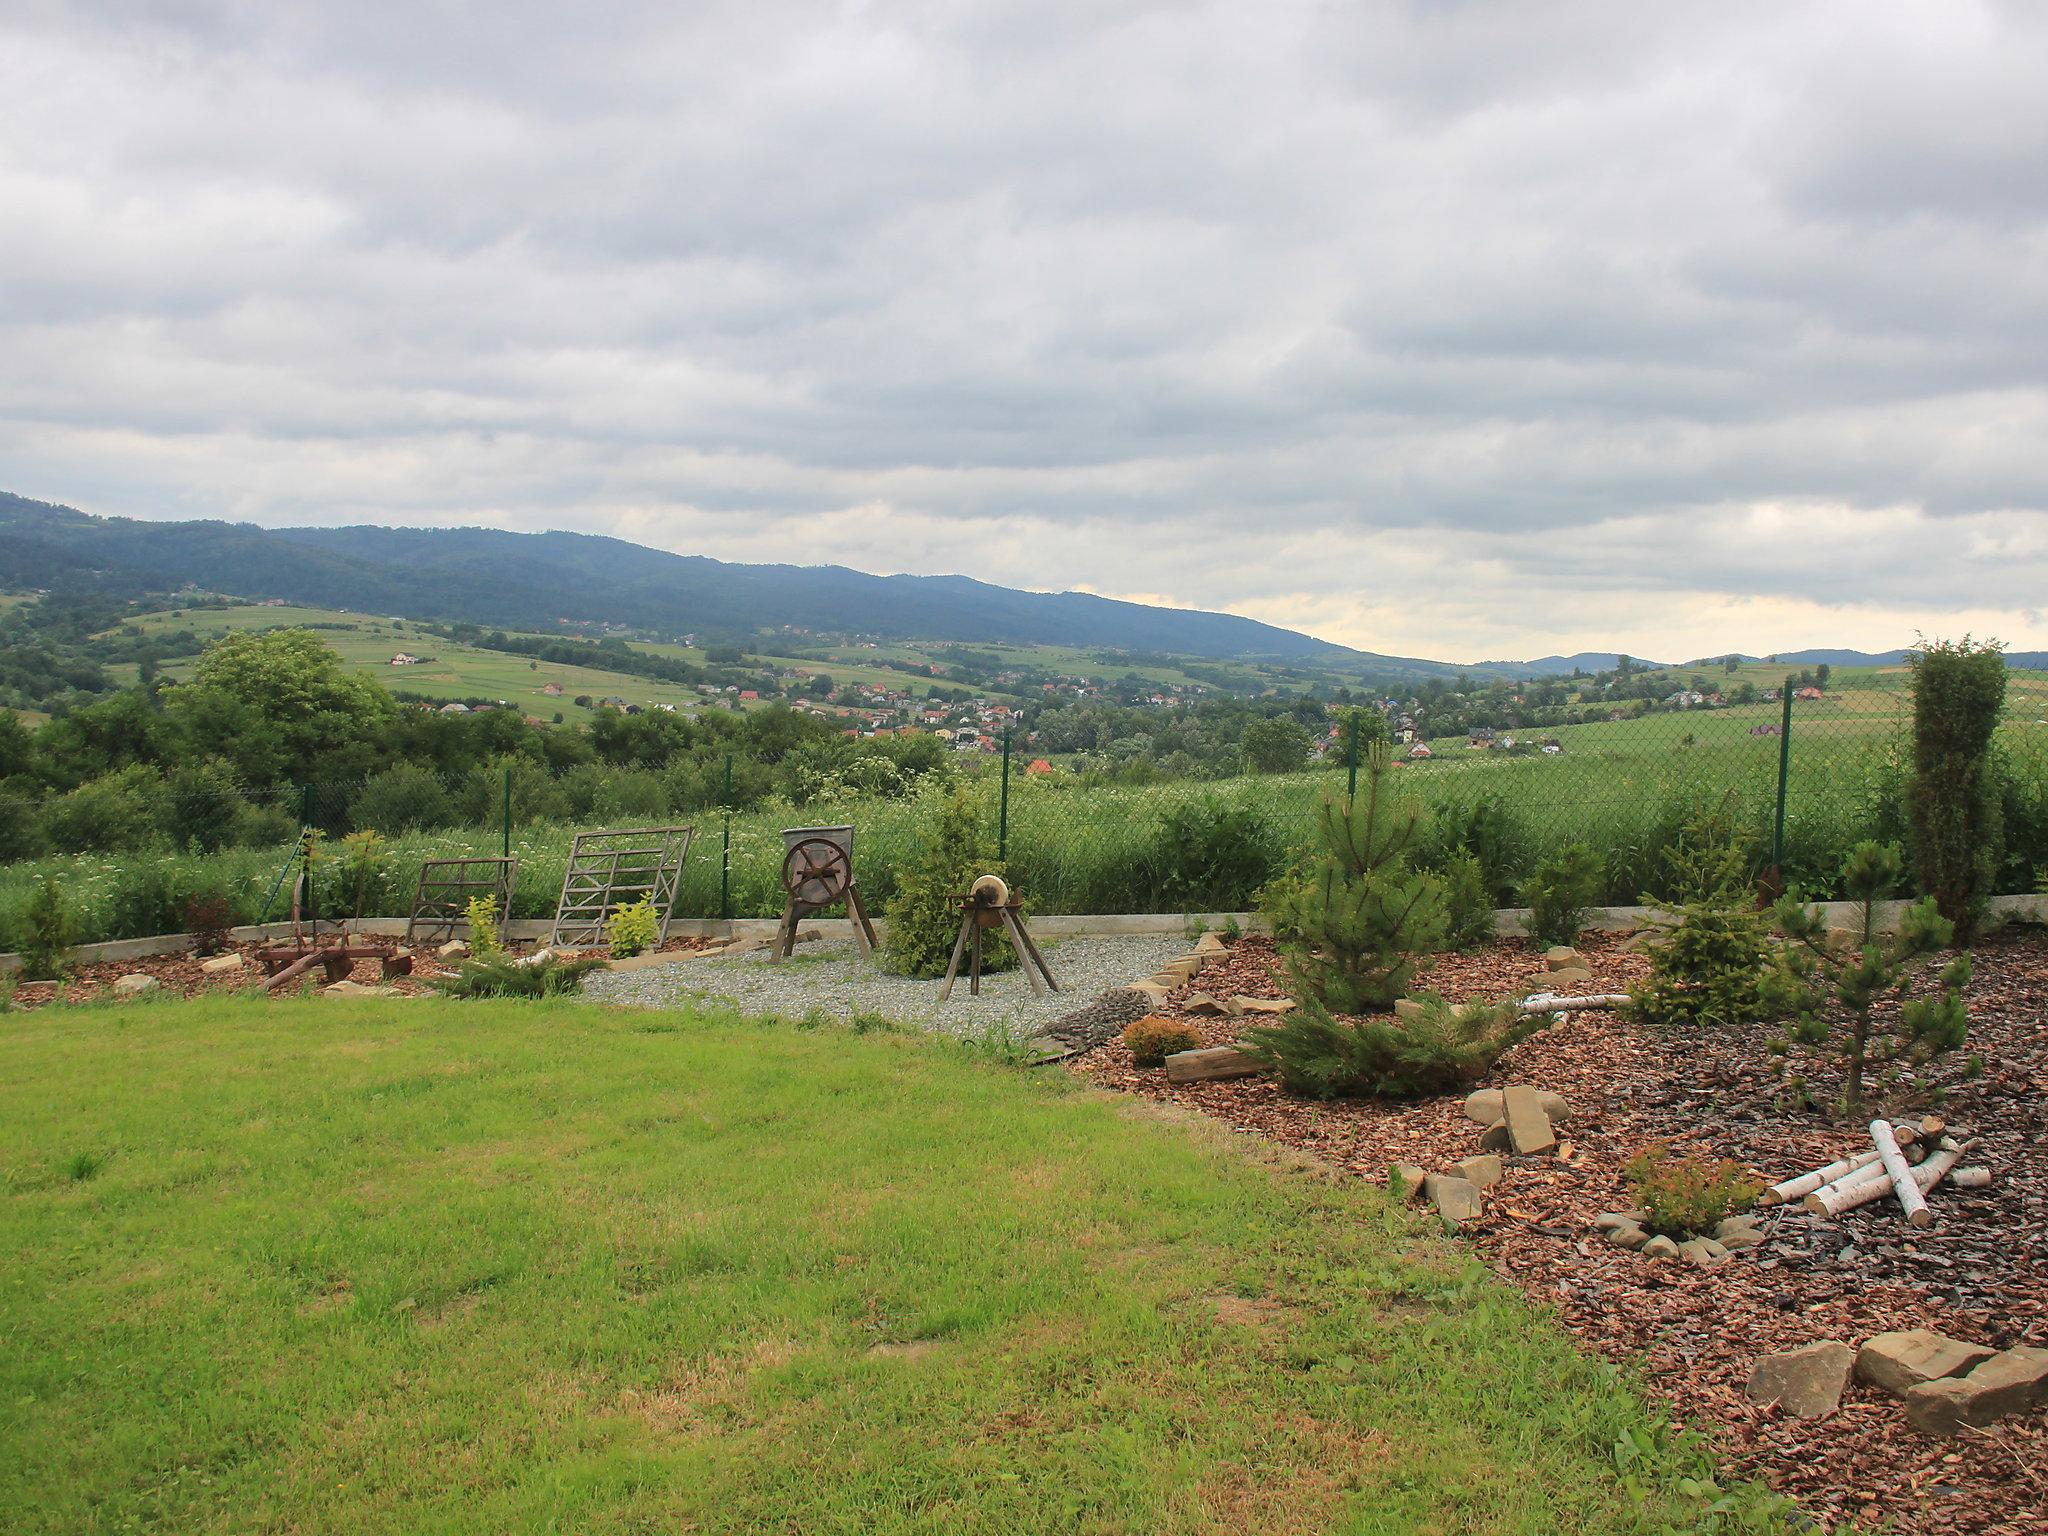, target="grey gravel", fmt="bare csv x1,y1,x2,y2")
582,934,1191,1037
